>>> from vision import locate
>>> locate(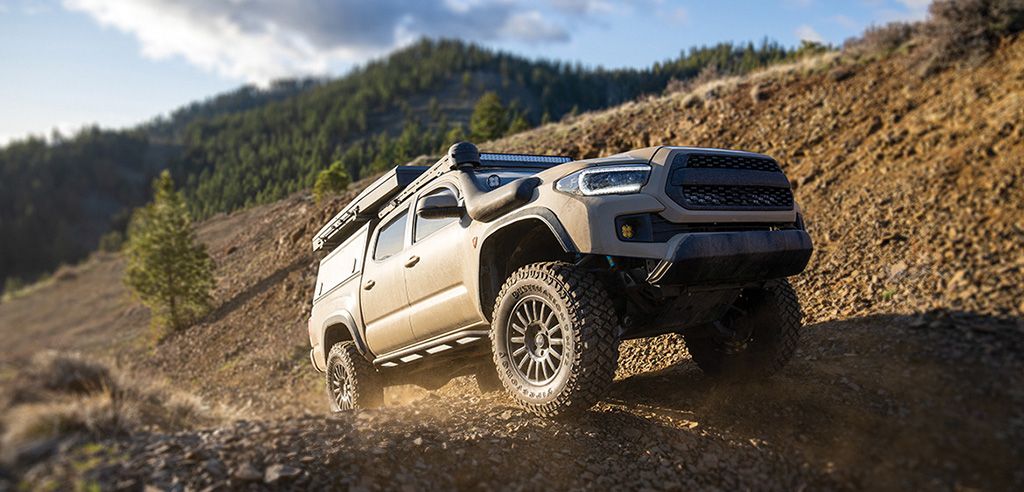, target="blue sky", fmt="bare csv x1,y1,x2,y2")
0,0,930,145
